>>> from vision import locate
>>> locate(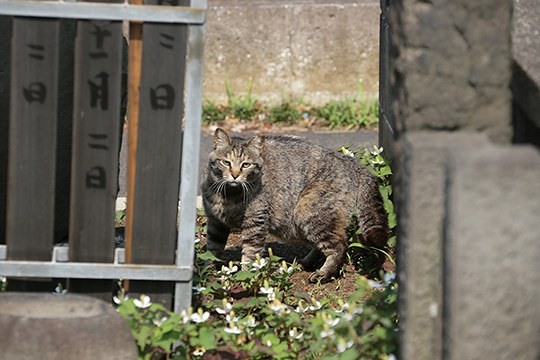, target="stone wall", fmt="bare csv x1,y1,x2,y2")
381,0,540,359
387,0,513,145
